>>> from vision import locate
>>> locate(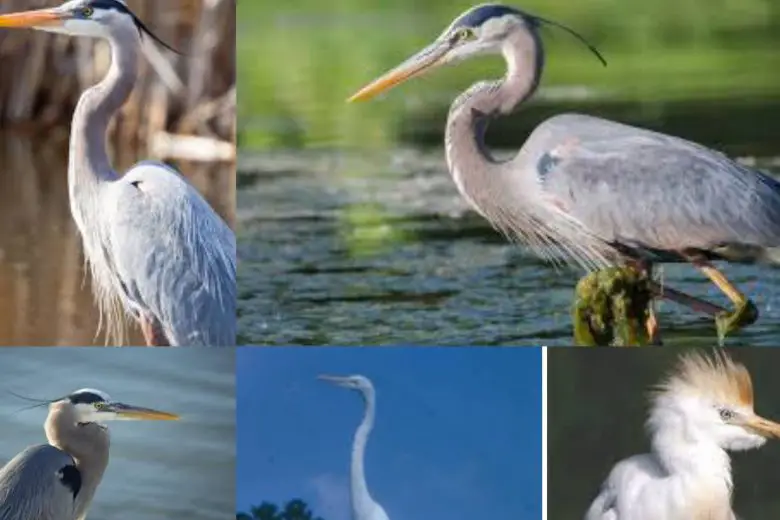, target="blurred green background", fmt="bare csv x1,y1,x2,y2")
238,0,780,150
548,348,780,519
